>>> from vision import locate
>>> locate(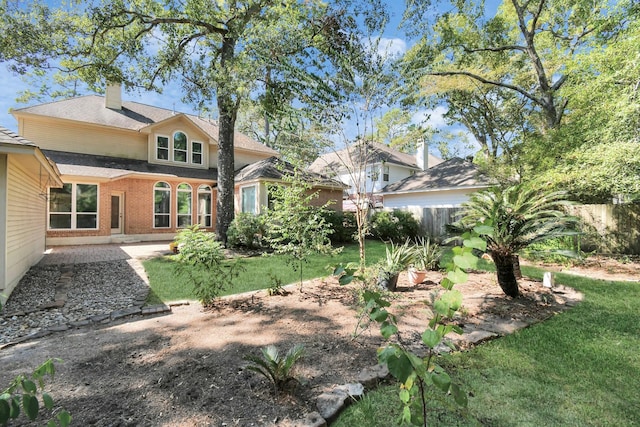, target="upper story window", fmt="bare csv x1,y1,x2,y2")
383,165,390,182
155,131,204,166
192,142,203,165
49,183,98,230
173,132,187,163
